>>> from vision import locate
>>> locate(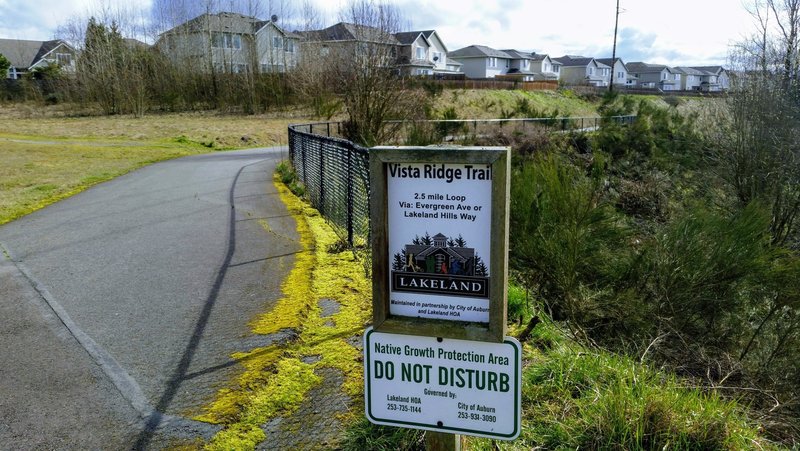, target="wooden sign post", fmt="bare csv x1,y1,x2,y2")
365,146,519,449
